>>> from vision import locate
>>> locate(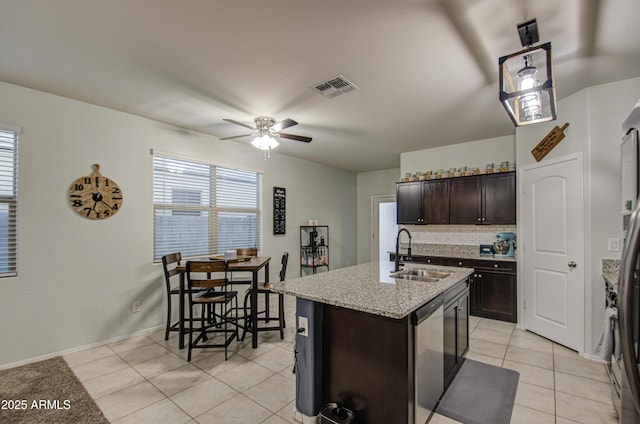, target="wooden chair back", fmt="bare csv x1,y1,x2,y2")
279,251,289,282
186,260,228,290
236,247,258,257
162,252,182,290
